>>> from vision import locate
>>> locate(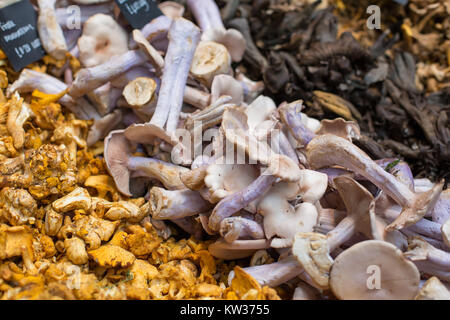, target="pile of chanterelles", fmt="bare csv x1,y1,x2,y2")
4,0,449,300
